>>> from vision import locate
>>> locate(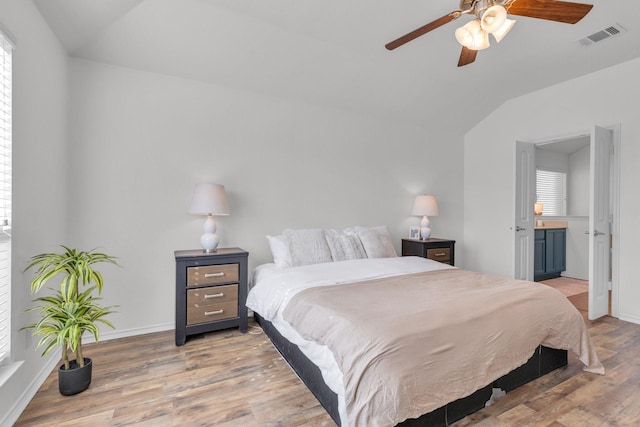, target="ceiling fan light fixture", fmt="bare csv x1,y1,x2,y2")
480,4,507,33
455,27,474,48
492,18,516,43
455,19,490,50
385,0,595,67
455,19,481,48
473,29,491,50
